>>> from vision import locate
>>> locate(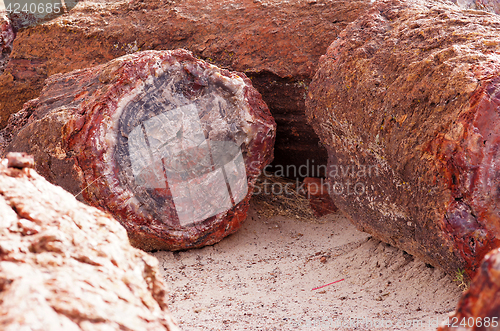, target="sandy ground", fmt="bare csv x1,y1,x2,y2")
153,203,463,331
